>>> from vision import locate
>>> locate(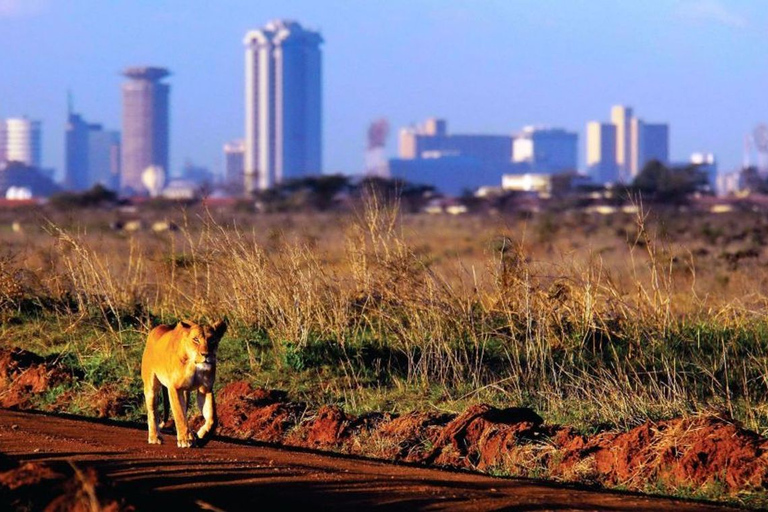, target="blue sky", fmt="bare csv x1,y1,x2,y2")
0,0,766,178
